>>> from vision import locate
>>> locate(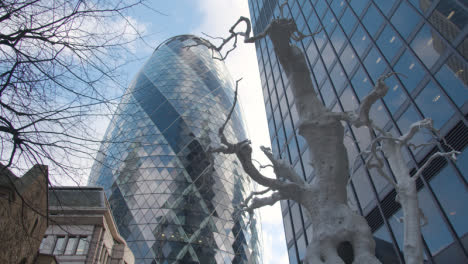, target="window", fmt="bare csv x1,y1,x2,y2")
340,45,358,75
340,7,357,36
363,4,384,37
322,43,336,69
418,187,454,255
330,63,347,94
351,67,372,100
374,0,396,16
411,25,445,69
53,236,66,255
430,0,468,41
321,79,335,108
364,47,387,83
291,203,303,235
415,81,454,129
382,75,408,114
429,165,468,238
297,234,307,260
390,2,421,39
377,24,402,61
288,245,298,264
351,25,371,57
331,27,346,52
394,50,425,92
349,0,368,16
435,55,468,107
352,166,374,212
313,60,327,85
76,237,90,255
64,237,78,255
